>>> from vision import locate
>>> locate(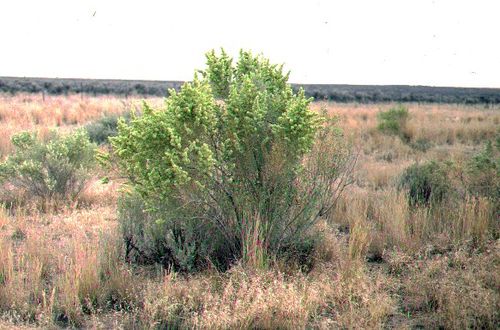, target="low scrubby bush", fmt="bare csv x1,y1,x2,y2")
402,250,499,329
465,140,499,201
410,137,433,152
112,49,354,272
85,112,131,145
0,129,96,203
399,161,452,207
377,105,409,139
